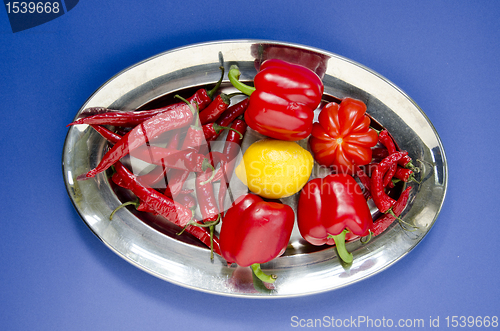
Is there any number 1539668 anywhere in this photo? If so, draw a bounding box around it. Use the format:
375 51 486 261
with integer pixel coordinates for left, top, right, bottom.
5 2 60 14
445 316 498 328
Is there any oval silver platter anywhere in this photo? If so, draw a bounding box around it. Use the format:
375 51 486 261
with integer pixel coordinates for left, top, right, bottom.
62 40 448 298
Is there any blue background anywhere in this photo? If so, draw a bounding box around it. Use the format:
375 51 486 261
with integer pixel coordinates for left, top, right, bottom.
1 1 499 330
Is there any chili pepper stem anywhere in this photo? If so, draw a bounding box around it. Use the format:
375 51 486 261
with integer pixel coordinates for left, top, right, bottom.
201 158 215 171
175 210 196 236
176 95 202 130
212 123 244 139
360 230 373 244
109 198 140 220
387 209 419 231
177 214 221 235
175 94 198 116
208 214 221 260
403 172 421 184
251 263 277 284
416 158 435 172
391 178 401 186
207 66 225 99
200 160 217 185
228 65 256 96
209 225 214 260
329 229 353 264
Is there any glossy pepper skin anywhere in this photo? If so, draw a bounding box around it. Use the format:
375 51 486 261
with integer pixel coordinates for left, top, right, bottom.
309 98 378 174
220 194 294 282
297 173 373 264
229 59 323 141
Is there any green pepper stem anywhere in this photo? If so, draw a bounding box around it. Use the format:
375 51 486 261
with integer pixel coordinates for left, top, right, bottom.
193 101 200 127
330 229 353 264
387 209 419 232
175 95 197 116
177 215 220 236
228 65 256 96
201 158 214 172
175 94 201 127
109 198 140 220
207 66 225 99
200 159 217 185
175 210 195 236
251 263 277 284
360 230 373 244
212 123 244 139
209 224 215 260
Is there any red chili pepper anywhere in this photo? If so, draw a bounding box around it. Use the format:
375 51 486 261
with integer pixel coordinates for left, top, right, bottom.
198 93 230 125
378 129 414 168
136 130 182 188
136 166 167 189
297 173 373 264
217 119 247 212
111 165 189 222
164 131 204 196
355 165 372 200
203 98 249 141
228 59 323 141
175 191 197 210
372 186 412 236
163 95 210 196
370 152 408 213
195 167 220 222
219 194 295 283
195 165 221 259
137 192 196 214
131 145 213 172
112 161 220 255
204 152 228 183
89 125 205 173
69 68 225 127
217 98 249 126
80 100 196 180
309 98 379 174
90 124 122 144
394 166 414 182
109 189 195 215
378 130 398 187
69 89 212 127
371 147 390 160
113 170 195 211
202 122 242 142
400 154 415 169
165 129 182 149
378 130 397 154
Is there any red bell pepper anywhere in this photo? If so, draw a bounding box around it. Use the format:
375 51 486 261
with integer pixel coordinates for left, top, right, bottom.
309 98 378 174
219 194 295 283
297 173 373 264
228 59 324 141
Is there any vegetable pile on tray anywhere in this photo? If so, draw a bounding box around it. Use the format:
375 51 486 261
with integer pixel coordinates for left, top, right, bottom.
69 57 419 285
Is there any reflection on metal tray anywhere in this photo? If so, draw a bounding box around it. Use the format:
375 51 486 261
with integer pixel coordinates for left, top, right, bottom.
62 40 447 298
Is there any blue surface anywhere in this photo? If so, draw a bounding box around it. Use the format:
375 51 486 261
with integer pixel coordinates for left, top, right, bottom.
1 1 499 330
